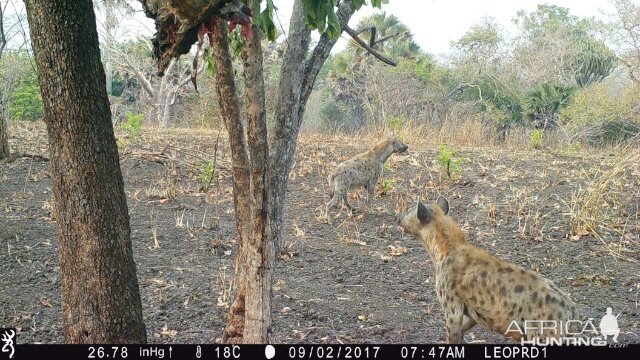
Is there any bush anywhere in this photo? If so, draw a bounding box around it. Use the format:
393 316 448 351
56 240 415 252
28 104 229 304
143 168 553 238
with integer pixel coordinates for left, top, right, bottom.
120 112 144 141
435 144 464 178
560 82 640 144
386 115 406 134
525 83 575 127
9 75 43 121
198 160 219 192
561 82 639 125
530 129 543 149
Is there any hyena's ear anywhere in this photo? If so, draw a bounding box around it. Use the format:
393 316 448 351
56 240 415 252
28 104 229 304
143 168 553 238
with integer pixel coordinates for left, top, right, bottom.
417 200 434 224
437 195 449 215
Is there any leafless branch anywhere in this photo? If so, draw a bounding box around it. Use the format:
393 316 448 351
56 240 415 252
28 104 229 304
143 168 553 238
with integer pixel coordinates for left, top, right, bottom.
374 31 405 46
0 1 6 58
343 25 397 66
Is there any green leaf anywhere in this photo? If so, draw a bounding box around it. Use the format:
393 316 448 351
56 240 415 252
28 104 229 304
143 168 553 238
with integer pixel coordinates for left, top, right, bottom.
203 47 216 76
258 0 278 41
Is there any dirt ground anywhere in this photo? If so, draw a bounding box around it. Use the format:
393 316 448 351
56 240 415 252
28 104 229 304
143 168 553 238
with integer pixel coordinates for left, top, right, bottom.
1 123 639 344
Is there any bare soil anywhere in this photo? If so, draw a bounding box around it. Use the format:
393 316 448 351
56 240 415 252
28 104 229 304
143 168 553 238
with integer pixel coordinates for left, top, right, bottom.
1 123 639 344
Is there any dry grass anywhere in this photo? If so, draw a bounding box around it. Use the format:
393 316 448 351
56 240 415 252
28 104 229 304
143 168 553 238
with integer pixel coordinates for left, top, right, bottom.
565 138 640 260
302 117 581 152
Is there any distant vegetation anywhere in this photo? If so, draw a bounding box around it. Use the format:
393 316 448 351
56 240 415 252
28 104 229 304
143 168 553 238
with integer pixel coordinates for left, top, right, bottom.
2 2 640 148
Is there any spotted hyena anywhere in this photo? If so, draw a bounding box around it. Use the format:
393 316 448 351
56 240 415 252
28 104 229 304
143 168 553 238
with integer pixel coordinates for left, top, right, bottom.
396 196 579 343
326 135 408 215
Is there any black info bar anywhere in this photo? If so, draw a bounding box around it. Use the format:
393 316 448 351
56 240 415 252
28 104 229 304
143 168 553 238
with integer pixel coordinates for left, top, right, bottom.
0 343 637 360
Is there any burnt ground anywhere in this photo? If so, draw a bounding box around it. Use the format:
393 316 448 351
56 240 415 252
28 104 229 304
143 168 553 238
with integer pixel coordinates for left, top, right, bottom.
1 123 639 344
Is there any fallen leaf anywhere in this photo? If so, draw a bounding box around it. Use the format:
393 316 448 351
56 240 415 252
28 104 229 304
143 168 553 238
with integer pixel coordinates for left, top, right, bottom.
387 243 407 257
40 298 52 308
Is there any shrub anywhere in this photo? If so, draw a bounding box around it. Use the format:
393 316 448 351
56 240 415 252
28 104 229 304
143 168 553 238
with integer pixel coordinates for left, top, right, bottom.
560 82 639 126
560 82 640 144
120 112 144 141
9 76 44 121
530 129 543 149
198 160 218 192
386 115 406 135
435 144 463 178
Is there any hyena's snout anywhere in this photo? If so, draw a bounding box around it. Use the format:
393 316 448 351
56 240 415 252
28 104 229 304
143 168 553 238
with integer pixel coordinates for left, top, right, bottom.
395 212 403 225
395 207 413 227
397 143 408 154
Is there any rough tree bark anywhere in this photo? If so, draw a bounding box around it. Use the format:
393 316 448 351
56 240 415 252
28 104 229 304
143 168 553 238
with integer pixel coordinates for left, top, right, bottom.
0 105 7 160
236 0 271 342
212 0 272 341
269 0 356 253
24 0 147 343
104 0 116 95
0 1 8 160
210 17 253 343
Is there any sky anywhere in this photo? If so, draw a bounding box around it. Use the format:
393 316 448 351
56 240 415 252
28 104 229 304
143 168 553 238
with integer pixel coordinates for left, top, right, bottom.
5 0 635 55
268 0 627 56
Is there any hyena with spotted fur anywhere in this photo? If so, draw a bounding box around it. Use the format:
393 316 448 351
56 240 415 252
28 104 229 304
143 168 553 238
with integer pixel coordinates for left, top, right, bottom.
326 135 408 215
396 196 579 343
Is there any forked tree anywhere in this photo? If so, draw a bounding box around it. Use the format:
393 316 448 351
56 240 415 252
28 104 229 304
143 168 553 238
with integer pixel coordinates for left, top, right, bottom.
140 0 394 343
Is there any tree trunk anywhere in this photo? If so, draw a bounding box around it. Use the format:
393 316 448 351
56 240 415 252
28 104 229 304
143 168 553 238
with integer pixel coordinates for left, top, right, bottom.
238 0 272 342
24 0 147 343
104 0 115 95
213 1 272 342
269 0 355 253
211 17 253 343
0 99 7 160
268 0 311 254
0 3 7 160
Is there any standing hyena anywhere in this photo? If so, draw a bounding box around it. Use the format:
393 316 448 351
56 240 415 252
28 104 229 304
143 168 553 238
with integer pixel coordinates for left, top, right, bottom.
326 135 408 215
396 196 579 343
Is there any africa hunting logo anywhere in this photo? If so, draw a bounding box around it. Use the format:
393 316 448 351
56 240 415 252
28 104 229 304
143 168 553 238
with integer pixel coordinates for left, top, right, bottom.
505 307 625 346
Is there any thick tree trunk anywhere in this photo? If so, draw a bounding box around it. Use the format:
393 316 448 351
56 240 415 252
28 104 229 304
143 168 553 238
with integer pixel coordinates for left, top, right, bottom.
25 0 147 343
238 0 272 342
269 0 355 253
211 17 253 343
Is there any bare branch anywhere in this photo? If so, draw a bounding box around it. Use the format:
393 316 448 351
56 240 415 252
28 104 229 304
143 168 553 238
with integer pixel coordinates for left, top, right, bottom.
373 31 405 46
343 25 397 66
110 46 155 96
0 1 6 58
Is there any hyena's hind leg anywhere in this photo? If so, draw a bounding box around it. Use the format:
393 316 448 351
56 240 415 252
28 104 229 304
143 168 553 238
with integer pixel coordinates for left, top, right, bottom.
325 192 341 217
326 180 346 216
365 179 376 210
444 298 468 344
342 192 355 216
460 306 477 343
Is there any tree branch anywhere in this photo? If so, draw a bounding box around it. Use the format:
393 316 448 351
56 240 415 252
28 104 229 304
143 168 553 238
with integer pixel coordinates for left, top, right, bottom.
0 1 6 58
343 25 397 66
110 46 156 97
374 31 405 46
300 0 356 104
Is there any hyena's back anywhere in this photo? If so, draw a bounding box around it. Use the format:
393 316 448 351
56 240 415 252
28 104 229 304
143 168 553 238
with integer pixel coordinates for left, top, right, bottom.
441 245 579 340
329 155 377 190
